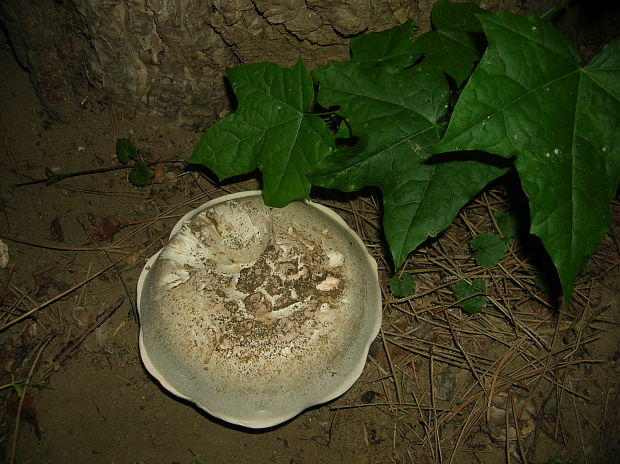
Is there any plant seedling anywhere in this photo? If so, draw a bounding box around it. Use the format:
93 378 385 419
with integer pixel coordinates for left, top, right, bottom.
116 138 153 187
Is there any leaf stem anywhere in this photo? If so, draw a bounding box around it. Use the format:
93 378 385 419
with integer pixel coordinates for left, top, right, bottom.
13 160 185 187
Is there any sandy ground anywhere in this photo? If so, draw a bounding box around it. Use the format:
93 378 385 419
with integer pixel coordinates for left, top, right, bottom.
1 20 619 464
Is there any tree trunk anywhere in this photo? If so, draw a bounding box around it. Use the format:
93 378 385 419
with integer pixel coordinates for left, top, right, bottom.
0 0 537 130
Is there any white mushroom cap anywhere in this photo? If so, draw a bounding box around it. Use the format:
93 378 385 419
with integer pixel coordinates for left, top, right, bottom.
137 191 382 428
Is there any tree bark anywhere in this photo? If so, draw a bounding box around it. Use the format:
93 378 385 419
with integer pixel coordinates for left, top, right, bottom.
0 0 538 129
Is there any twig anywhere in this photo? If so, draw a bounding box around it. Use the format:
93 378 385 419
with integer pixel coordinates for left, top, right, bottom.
0 254 132 331
9 336 54 464
443 311 488 399
487 295 549 351
380 327 402 404
540 0 573 21
510 393 527 463
570 384 589 464
76 218 137 319
598 387 612 456
0 233 138 252
505 399 511 464
429 347 442 463
0 114 24 183
330 402 455 411
43 297 125 377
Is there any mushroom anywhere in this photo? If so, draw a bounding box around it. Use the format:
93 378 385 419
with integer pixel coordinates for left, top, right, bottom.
137 191 382 428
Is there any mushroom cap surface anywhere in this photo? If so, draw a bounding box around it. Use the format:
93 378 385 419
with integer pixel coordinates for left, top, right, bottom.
137 191 382 428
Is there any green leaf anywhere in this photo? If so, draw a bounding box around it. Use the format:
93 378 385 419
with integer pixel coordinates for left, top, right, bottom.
311 62 507 269
129 160 153 187
116 138 137 164
334 120 352 139
188 59 334 207
433 13 620 300
389 272 415 297
470 233 508 268
431 0 486 32
411 0 487 85
350 20 416 69
453 278 486 314
493 210 518 240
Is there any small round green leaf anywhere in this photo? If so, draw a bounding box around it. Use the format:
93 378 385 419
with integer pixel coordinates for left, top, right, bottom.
129 160 153 187
470 233 508 268
389 272 415 297
453 278 486 314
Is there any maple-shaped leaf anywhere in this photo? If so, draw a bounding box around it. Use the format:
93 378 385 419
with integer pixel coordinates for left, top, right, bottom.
188 59 334 207
433 13 620 300
411 0 488 86
310 62 507 269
